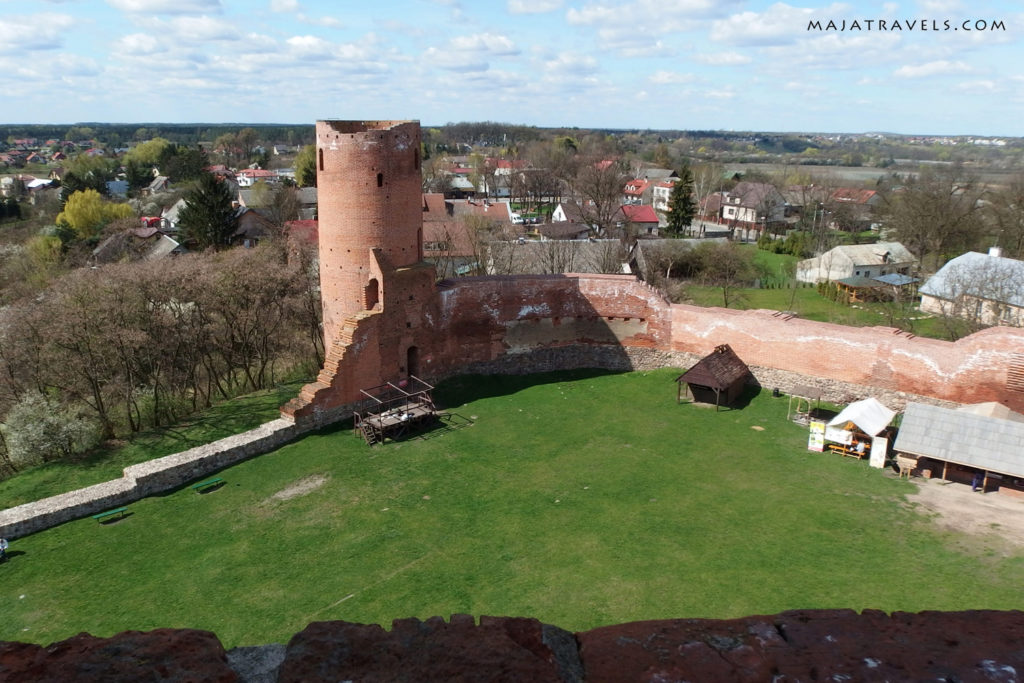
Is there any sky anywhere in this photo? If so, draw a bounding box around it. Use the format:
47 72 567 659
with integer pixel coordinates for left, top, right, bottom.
1 0 1021 135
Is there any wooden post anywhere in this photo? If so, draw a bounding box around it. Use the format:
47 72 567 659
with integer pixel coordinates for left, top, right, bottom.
942 461 949 481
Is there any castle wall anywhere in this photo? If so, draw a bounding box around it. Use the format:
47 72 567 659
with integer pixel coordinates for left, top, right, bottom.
669 304 1023 410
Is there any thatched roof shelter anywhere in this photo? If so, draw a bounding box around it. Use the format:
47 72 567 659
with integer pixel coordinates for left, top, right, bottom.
675 344 753 410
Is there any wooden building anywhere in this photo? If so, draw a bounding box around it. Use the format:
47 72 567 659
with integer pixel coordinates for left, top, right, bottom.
676 344 753 410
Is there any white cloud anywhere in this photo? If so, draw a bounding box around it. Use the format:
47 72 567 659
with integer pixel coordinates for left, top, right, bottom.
544 52 598 76
113 33 166 56
759 33 902 73
649 70 696 84
449 33 520 56
711 2 830 46
106 0 222 14
954 79 998 93
127 15 238 44
507 0 562 13
916 0 963 11
422 46 489 72
565 0 743 56
269 0 298 11
893 60 972 78
0 13 76 53
694 51 751 66
297 13 343 28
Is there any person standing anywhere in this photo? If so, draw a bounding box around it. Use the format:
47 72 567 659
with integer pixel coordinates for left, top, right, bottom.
972 471 984 493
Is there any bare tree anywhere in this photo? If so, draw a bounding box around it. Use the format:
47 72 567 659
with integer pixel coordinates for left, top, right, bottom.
567 157 630 237
883 163 986 270
987 173 1024 258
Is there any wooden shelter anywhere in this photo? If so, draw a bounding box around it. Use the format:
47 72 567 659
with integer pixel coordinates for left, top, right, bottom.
675 344 753 410
786 384 823 424
353 376 438 445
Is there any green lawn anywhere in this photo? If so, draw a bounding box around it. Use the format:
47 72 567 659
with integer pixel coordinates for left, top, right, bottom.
685 284 954 338
3 369 1022 648
0 380 309 509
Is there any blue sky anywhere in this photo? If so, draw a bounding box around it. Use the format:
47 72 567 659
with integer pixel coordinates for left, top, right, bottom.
1 0 1021 135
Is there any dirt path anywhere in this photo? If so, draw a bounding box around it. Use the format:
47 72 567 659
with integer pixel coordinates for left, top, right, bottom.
906 477 1024 550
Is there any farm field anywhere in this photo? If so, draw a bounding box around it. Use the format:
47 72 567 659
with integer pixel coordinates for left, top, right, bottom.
2 369 1022 649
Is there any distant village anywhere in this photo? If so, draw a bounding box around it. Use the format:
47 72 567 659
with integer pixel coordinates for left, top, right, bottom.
1 124 1022 336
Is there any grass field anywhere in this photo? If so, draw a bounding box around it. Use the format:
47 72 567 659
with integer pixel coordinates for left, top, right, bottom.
3 369 1023 649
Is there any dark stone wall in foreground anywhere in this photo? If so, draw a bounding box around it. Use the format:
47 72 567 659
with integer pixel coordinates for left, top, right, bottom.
3 609 1022 682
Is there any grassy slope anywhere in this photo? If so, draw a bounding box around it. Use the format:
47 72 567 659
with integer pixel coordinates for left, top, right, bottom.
3 369 1022 648
0 380 308 509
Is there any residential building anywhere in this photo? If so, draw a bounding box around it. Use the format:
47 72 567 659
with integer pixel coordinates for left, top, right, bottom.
719 182 786 229
796 242 916 284
919 248 1024 327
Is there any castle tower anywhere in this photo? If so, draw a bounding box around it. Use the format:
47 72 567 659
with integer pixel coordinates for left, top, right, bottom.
283 120 436 426
316 120 424 344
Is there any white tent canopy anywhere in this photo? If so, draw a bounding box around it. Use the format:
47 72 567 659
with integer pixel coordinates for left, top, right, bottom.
827 397 896 436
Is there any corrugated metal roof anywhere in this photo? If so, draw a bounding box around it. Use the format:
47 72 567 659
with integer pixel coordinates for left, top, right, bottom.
873 273 918 286
919 251 1024 308
894 402 1024 477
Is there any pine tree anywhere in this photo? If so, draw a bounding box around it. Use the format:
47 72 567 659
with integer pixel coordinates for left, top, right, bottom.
178 172 237 250
665 165 697 238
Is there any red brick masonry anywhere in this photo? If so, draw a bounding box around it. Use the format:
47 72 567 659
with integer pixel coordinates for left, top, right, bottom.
3 610 1022 682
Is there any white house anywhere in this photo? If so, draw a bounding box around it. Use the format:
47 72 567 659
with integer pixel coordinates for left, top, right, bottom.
719 181 786 228
919 248 1024 327
796 242 916 284
651 180 676 216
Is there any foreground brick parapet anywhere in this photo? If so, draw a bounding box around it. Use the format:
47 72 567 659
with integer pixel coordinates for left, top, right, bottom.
3 610 1023 682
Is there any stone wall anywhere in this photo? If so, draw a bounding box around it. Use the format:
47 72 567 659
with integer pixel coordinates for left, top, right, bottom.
4 610 1023 681
0 419 300 540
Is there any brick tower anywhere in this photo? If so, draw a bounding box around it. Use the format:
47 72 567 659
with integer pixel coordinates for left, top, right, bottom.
282 120 437 426
315 120 424 342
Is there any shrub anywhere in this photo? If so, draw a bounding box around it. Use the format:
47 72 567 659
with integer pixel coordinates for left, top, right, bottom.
1 393 100 467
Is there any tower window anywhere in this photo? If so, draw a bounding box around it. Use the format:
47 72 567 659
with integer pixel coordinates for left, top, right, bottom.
318 149 324 171
377 172 383 188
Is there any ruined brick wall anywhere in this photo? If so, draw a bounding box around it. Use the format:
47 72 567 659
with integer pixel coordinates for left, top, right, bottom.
670 304 1024 411
285 118 1024 428
5 610 1024 681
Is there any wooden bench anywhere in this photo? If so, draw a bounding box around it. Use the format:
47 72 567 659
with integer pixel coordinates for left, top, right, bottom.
192 478 224 493
92 507 128 523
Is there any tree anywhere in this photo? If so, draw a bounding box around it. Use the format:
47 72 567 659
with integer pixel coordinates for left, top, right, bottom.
883 163 985 270
124 137 171 166
158 144 207 183
568 157 629 238
696 241 756 308
295 144 317 187
56 189 135 241
986 173 1024 259
664 166 696 237
236 127 260 164
178 172 237 250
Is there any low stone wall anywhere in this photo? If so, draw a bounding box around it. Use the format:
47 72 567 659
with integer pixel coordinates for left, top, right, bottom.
0 346 960 541
0 418 301 540
3 610 1023 681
